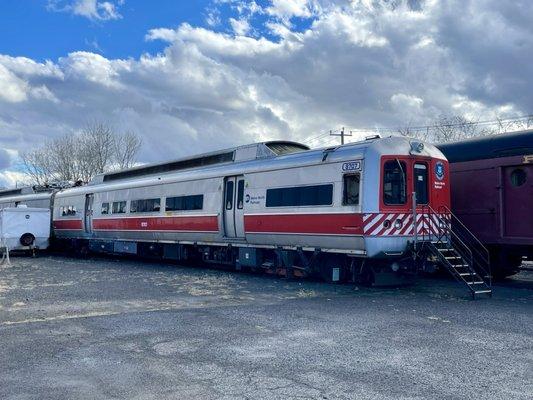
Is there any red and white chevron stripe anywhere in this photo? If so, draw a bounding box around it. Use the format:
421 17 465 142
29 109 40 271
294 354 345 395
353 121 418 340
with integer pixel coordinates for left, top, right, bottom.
363 212 449 236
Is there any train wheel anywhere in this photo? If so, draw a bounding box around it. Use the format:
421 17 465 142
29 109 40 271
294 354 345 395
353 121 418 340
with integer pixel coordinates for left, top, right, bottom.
357 263 375 286
75 242 89 258
490 248 522 279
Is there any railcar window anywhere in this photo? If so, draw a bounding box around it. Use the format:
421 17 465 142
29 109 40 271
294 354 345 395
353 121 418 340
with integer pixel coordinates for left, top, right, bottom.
112 201 126 214
266 184 333 207
510 168 526 187
166 195 204 211
225 181 234 210
343 174 360 205
67 205 77 215
130 198 161 213
413 163 429 204
383 160 407 205
237 180 245 209
101 202 109 215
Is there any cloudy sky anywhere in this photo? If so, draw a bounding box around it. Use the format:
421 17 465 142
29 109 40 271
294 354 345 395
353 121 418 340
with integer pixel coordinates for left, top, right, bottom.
0 0 532 187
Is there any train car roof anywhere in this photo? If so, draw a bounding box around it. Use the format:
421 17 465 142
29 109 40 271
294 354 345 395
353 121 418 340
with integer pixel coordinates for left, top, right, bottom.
436 129 533 163
91 140 310 185
0 191 53 203
54 135 445 198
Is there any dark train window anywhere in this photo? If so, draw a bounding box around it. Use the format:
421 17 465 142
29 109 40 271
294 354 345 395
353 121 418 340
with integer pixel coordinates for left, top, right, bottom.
510 169 526 187
101 202 109 215
63 205 77 216
266 184 333 207
343 174 360 205
112 201 126 214
130 198 161 213
237 180 245 209
413 163 429 204
383 160 406 205
166 195 204 211
225 181 234 210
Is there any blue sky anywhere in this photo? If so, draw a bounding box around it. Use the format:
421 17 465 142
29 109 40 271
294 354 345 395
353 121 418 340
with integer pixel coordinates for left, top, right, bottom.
0 1 315 61
0 1 220 60
0 1 532 187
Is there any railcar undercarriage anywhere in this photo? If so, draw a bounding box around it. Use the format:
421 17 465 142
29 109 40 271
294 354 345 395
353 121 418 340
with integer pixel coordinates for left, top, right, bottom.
55 238 417 286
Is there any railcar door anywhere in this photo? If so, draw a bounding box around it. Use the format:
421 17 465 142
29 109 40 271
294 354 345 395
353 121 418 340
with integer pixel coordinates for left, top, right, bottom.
223 175 245 238
84 193 94 234
503 165 532 238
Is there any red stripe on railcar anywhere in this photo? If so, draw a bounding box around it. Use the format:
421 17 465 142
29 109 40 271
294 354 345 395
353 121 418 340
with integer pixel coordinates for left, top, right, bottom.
92 215 219 232
244 213 364 235
53 219 83 230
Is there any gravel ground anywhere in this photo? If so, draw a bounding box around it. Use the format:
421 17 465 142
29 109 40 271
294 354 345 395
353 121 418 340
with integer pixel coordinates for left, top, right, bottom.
1 255 532 400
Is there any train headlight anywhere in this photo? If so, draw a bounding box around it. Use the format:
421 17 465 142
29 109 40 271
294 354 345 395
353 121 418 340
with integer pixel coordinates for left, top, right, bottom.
394 219 403 229
383 219 391 228
391 262 400 272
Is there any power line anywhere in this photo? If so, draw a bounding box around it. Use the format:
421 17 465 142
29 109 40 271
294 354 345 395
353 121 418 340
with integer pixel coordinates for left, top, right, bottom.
304 114 533 148
345 114 533 133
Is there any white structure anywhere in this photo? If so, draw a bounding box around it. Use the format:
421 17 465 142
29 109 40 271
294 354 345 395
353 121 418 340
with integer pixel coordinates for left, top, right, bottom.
0 207 51 253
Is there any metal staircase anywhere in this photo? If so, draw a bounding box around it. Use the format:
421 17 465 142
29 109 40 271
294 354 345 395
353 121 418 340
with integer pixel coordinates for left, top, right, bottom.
419 205 492 299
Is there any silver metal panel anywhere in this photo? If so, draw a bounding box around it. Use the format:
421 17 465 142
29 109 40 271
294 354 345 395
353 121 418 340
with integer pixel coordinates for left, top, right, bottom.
245 233 365 252
48 136 446 257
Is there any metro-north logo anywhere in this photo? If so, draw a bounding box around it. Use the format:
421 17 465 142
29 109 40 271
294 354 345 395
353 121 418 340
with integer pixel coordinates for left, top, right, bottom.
435 162 445 180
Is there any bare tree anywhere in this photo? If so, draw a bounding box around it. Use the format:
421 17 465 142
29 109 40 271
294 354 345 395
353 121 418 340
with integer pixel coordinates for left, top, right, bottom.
397 121 431 141
112 130 142 170
397 114 498 143
21 147 56 186
20 121 142 185
496 115 533 133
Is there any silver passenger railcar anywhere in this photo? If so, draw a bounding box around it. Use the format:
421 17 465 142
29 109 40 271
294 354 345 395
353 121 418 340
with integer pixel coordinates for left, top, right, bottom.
51 136 451 283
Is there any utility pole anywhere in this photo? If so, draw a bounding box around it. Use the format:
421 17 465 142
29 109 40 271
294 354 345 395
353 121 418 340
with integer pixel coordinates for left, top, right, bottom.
330 127 352 145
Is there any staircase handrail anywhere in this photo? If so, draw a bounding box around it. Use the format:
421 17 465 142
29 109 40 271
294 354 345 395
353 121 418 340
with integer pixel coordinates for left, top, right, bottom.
437 205 490 261
448 224 490 268
437 205 491 287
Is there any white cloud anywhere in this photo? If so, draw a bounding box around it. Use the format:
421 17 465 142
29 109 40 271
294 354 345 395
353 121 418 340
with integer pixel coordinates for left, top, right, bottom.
229 18 250 36
0 170 28 189
267 0 315 20
59 51 129 88
0 64 28 103
47 0 123 21
1 0 533 183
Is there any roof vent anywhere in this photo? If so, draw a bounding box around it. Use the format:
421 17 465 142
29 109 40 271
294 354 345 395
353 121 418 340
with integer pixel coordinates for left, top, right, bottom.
365 134 381 140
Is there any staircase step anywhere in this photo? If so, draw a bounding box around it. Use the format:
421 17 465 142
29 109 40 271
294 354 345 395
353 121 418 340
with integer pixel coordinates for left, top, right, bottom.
444 256 461 260
474 290 492 294
467 281 485 285
459 273 475 276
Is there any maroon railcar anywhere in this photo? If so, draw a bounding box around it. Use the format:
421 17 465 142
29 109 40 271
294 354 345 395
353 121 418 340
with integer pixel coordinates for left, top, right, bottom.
438 130 533 277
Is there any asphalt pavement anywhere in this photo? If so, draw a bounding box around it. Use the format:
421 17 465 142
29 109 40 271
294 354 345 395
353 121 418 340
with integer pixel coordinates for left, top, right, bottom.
1 255 532 399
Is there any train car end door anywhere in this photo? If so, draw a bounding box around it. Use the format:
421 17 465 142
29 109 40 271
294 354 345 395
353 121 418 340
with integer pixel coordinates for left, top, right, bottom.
223 176 245 239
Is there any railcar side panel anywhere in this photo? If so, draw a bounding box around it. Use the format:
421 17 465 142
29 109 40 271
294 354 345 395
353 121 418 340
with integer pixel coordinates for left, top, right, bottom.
53 195 85 235
243 160 365 252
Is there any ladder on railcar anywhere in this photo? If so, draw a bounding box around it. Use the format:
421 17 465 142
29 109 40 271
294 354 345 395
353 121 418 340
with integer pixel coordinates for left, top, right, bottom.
416 204 492 299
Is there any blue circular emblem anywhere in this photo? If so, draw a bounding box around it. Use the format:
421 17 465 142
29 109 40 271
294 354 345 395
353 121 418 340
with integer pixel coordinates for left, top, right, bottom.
435 162 445 181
